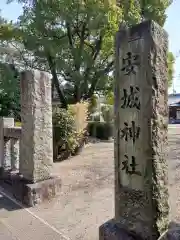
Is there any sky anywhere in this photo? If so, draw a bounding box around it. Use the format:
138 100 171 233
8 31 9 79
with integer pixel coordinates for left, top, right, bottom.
1 0 180 93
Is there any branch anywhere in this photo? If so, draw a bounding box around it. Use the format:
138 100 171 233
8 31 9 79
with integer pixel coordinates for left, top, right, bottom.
85 60 114 100
66 22 74 47
46 52 68 109
8 42 43 71
92 35 103 61
82 34 104 95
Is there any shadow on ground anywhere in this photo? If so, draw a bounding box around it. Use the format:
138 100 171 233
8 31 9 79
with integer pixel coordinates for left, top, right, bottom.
0 193 21 211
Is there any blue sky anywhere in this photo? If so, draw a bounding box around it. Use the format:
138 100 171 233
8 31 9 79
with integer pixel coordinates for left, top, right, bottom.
1 0 180 93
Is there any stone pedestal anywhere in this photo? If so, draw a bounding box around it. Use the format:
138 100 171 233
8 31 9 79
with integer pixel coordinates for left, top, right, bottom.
10 174 61 207
20 70 53 183
100 20 169 239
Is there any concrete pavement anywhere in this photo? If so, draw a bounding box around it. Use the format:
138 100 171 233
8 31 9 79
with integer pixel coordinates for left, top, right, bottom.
0 190 69 240
0 142 114 240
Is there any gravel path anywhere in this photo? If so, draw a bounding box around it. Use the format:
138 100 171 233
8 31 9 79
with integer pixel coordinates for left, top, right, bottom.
0 126 180 239
168 125 180 225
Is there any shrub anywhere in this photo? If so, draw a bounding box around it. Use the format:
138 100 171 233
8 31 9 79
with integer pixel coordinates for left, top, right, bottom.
69 102 89 135
15 122 21 127
52 107 78 161
88 121 113 140
52 102 89 161
68 102 89 155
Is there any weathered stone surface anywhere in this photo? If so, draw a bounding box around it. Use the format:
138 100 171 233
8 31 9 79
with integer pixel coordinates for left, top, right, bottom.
4 127 21 139
3 137 12 171
99 20 169 239
0 118 14 171
11 138 20 170
20 70 53 183
3 174 61 207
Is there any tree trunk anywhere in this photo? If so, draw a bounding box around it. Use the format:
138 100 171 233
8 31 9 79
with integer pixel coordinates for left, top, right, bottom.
47 53 68 109
74 84 81 103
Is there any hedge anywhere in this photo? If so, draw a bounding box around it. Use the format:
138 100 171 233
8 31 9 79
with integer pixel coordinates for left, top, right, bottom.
88 121 113 140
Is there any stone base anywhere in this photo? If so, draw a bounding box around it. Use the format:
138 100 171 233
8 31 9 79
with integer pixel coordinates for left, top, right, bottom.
159 228 180 240
0 172 61 207
0 167 18 180
99 219 144 240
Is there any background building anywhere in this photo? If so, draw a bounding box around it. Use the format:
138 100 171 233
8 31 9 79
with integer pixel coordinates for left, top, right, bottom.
169 93 180 123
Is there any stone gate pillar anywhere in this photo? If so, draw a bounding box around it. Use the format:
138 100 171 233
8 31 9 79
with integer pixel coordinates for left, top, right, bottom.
19 70 53 183
12 70 61 207
99 20 169 239
0 118 14 171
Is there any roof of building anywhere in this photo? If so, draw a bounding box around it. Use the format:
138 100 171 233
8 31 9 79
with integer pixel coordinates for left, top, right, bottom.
169 102 180 107
168 93 180 105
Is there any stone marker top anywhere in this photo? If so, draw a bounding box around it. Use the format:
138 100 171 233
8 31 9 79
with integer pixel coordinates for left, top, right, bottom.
116 20 168 48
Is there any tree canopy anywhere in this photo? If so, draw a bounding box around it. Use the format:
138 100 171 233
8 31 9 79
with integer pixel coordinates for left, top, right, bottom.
0 0 173 110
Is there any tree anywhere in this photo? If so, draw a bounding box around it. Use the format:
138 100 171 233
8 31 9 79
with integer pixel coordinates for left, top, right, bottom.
0 62 20 119
139 0 173 26
0 12 21 119
3 0 172 108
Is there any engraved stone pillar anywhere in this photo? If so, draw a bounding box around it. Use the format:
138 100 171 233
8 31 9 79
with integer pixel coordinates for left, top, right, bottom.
19 70 53 183
0 118 14 171
99 20 169 239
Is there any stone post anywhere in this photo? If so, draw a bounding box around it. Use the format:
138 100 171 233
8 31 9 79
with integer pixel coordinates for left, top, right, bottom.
0 118 14 171
19 70 53 183
99 20 169 239
11 138 20 170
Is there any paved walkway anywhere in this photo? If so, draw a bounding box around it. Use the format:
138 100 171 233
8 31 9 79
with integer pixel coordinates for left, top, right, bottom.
0 126 180 239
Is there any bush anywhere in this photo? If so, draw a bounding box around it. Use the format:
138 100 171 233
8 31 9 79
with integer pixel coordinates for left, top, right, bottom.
69 102 89 134
52 102 89 161
68 102 89 155
88 121 113 140
53 107 78 161
15 122 21 127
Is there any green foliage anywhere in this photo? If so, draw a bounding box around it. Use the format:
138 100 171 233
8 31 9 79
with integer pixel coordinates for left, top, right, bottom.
167 51 175 88
53 105 89 160
2 0 172 108
88 121 113 140
139 0 172 26
105 91 114 105
0 63 20 120
8 0 121 107
88 94 98 114
52 107 78 154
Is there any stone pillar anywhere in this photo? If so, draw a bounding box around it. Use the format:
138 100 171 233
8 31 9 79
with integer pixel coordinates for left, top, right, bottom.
100 20 169 239
0 118 14 171
11 138 20 170
19 70 53 183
